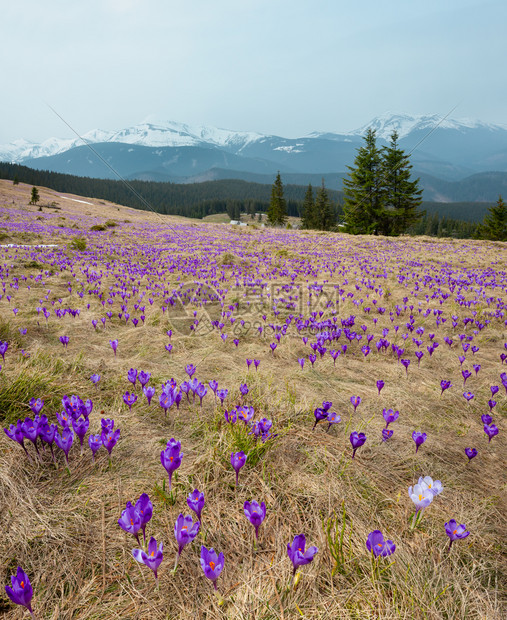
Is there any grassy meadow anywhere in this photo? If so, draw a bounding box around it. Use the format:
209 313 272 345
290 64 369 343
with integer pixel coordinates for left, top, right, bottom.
0 180 505 619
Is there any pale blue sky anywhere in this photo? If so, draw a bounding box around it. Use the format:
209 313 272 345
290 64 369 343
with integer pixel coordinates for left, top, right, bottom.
1 0 505 143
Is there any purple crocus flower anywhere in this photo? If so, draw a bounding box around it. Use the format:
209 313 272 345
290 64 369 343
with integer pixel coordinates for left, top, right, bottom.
39 422 57 460
440 380 452 396
0 340 8 361
312 407 327 430
244 500 266 540
465 447 477 462
143 385 155 405
462 369 471 386
488 399 496 411
160 438 183 490
90 373 101 385
55 427 74 464
382 428 393 442
237 406 255 424
159 389 175 415
349 431 366 458
138 371 151 388
400 359 410 374
21 417 41 456
185 364 196 378
174 514 200 568
330 350 340 365
490 385 499 396
382 409 399 428
376 380 385 395
132 536 163 581
56 411 71 428
187 489 205 521
481 414 493 425
123 391 137 410
88 434 102 462
287 534 318 577
484 424 499 442
109 339 118 356
208 379 218 396
326 411 341 432
231 451 247 486
101 428 120 457
239 383 249 397
59 335 69 348
298 358 305 369
217 388 228 406
412 431 427 453
200 546 224 590
5 566 35 617
101 418 114 433
224 409 238 424
366 530 396 557
444 519 470 551
253 359 260 370
118 501 142 545
463 391 474 402
127 368 138 386
4 421 30 459
135 493 153 544
71 416 89 455
350 396 361 412
246 358 252 369
29 398 44 416
194 383 206 406
308 353 317 367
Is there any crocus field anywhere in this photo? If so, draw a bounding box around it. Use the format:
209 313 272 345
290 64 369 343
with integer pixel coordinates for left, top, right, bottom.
0 180 505 619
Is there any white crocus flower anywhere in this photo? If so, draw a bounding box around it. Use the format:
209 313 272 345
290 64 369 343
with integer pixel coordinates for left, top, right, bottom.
408 484 433 511
418 476 443 496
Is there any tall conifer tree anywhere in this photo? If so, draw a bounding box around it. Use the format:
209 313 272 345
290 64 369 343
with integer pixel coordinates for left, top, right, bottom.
381 131 422 235
267 172 287 226
342 129 383 234
315 179 334 230
477 195 507 241
301 183 315 229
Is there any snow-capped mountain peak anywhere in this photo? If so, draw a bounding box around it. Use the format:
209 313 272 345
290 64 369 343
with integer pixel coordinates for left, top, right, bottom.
349 112 507 140
0 119 267 162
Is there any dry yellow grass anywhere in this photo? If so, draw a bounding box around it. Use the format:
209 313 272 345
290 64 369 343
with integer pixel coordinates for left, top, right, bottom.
0 179 505 619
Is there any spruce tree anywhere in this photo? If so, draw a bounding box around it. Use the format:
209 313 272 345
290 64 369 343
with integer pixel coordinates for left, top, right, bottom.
381 131 423 235
477 196 507 241
29 186 40 205
13 175 19 185
267 172 287 226
343 129 383 234
301 184 315 229
315 179 334 230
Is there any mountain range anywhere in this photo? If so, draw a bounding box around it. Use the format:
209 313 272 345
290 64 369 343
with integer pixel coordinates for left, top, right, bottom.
2 113 507 202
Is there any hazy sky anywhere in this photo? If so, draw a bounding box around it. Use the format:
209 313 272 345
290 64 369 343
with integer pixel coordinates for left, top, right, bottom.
1 0 505 143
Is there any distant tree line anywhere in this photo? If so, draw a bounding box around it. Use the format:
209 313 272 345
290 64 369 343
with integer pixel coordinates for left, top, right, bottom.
407 213 479 239
0 162 341 220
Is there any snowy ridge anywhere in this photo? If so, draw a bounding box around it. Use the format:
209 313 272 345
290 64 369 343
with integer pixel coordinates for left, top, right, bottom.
2 114 507 163
0 119 266 163
349 113 507 140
